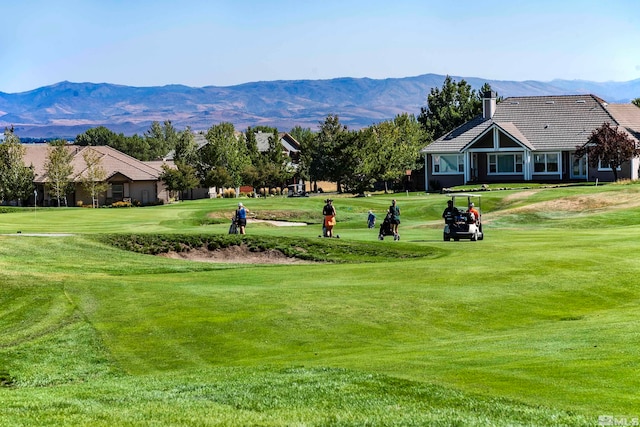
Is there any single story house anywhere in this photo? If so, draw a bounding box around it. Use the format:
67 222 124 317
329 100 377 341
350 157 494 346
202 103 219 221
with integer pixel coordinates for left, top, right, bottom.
421 92 640 190
24 144 171 206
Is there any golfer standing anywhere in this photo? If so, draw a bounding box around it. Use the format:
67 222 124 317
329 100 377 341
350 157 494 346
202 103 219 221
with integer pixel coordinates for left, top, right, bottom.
322 199 336 237
388 199 400 240
235 202 250 235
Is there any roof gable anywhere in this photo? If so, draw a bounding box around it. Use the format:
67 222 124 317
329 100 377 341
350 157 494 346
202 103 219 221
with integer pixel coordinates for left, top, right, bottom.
606 104 640 142
23 144 165 183
255 131 300 153
423 94 621 154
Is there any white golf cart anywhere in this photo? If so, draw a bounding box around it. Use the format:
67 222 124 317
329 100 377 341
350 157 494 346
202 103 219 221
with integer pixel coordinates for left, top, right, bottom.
443 193 484 242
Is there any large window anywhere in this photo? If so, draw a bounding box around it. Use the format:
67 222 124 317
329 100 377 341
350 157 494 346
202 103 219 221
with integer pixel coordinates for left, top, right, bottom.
433 154 463 174
488 153 523 174
533 153 559 173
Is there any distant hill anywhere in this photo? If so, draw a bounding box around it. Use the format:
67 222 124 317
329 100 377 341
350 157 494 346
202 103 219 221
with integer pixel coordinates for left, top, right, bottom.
1 74 639 138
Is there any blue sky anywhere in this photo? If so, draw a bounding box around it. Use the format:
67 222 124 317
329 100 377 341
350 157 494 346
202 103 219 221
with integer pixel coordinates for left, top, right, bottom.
1 0 639 93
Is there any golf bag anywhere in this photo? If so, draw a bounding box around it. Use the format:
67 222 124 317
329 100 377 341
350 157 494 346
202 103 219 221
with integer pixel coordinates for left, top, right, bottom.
378 212 395 240
229 217 239 234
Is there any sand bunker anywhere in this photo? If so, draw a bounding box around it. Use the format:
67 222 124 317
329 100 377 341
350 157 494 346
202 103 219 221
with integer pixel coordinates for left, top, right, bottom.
160 244 312 264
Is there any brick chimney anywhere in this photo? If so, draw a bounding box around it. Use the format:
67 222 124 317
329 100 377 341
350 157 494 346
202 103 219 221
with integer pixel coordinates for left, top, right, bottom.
482 90 497 119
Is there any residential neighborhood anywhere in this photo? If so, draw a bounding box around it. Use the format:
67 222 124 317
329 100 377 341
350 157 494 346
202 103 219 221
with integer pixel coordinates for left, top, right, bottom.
12 129 307 207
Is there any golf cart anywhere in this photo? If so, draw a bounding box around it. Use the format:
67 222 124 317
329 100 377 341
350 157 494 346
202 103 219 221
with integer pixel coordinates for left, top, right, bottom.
443 193 484 241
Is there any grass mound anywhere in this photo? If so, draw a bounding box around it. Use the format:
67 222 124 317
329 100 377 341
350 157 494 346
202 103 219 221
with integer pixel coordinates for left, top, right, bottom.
0 367 590 426
98 233 445 263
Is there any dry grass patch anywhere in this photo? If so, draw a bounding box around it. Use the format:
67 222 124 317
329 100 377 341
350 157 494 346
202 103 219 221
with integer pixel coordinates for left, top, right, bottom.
493 192 640 220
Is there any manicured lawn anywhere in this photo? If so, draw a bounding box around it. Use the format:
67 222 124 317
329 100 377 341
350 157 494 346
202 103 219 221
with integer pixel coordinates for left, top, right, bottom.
1 185 640 425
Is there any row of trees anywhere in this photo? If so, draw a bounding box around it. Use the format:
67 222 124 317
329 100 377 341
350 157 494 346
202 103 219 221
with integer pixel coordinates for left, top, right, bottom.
8 76 635 205
71 77 495 197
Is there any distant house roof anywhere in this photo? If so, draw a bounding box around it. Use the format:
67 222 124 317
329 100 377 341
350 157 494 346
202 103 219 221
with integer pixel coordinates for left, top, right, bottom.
254 131 301 153
422 94 640 154
23 144 167 183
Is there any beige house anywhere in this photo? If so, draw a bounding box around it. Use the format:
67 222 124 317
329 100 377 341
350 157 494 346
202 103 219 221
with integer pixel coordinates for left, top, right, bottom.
24 144 171 206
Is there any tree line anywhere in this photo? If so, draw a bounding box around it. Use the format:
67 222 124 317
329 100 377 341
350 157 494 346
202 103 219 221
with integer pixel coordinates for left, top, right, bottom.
0 78 503 204
69 77 499 198
7 77 633 205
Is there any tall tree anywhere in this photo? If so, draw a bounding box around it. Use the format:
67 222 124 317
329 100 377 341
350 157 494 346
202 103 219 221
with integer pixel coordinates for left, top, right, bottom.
76 127 156 160
111 133 151 160
173 128 199 166
313 114 349 192
0 127 35 205
243 127 261 164
575 122 639 181
339 128 375 195
263 128 294 190
44 140 74 206
144 120 178 160
418 76 483 141
75 126 118 146
367 113 425 192
200 122 250 190
80 148 108 208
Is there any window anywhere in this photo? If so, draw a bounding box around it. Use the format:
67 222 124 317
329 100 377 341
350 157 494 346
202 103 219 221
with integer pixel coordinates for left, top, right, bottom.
533 153 559 173
488 153 523 174
111 183 124 200
598 159 621 171
433 154 463 174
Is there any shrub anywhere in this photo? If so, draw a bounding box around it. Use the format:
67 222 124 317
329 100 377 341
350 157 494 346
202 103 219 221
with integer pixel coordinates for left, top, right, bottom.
111 201 133 208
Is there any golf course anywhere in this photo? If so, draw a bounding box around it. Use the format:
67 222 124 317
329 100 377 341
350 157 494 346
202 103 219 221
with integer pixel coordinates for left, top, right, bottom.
1 183 639 426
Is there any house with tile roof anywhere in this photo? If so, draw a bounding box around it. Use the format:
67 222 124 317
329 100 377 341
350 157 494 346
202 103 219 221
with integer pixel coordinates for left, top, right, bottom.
24 144 171 206
421 92 640 190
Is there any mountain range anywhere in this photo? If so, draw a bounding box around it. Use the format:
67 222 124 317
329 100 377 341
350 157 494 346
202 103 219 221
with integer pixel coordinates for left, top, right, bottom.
1 74 639 139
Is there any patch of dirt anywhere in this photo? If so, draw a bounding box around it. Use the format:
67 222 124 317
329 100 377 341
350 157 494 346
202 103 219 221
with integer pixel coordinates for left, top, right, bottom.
159 244 313 264
502 190 540 202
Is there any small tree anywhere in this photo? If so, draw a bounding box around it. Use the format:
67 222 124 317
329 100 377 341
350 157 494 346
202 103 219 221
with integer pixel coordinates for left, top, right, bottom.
575 122 639 182
160 161 199 201
200 122 250 192
44 140 74 206
80 148 108 208
0 127 35 205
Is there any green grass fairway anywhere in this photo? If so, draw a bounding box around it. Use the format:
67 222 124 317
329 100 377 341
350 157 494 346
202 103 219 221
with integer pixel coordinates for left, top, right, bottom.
1 185 640 425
